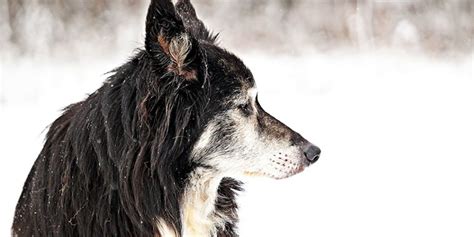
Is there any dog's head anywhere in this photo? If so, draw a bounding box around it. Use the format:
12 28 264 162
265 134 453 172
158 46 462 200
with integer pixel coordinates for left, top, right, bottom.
145 0 320 180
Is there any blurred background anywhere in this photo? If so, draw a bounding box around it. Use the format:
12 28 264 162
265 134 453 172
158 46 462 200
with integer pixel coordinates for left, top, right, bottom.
1 0 473 56
1 1 473 236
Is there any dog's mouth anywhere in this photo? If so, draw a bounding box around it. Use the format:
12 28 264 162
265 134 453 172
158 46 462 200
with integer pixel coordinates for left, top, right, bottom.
244 156 309 180
246 166 305 180
244 144 320 180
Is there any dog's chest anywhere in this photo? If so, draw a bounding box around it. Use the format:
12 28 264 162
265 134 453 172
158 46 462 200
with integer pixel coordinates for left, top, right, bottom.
181 183 230 236
180 175 240 237
182 205 231 237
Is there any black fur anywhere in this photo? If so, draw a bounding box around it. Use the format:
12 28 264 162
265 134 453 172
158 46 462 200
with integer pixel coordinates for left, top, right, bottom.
13 0 251 236
176 0 219 43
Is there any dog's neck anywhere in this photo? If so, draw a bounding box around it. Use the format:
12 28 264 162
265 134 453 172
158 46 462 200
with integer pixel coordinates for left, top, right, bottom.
155 168 241 237
181 168 228 237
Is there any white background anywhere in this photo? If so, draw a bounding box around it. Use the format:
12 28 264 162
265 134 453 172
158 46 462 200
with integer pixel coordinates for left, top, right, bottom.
1 51 473 237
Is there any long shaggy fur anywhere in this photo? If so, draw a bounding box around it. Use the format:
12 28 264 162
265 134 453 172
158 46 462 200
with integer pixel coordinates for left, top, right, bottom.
11 0 251 235
14 50 200 236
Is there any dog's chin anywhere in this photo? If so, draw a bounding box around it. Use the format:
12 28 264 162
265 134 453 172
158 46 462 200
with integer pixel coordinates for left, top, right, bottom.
271 166 306 180
244 165 306 180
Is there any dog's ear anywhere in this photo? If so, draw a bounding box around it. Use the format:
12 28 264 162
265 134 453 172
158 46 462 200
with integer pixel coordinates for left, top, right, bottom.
145 0 200 80
175 0 218 43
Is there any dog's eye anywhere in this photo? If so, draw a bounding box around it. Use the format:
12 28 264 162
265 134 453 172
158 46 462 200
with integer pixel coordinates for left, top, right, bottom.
238 102 252 116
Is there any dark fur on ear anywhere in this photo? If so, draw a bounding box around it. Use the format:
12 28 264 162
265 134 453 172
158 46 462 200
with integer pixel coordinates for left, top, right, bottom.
145 0 201 80
175 0 219 43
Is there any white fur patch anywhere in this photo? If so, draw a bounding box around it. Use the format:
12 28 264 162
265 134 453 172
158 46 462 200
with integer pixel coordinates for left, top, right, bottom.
181 168 226 237
156 218 178 237
192 123 215 155
248 88 257 99
248 88 258 114
169 33 192 71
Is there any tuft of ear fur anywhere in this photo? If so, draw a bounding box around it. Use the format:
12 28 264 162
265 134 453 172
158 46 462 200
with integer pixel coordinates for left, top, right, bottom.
175 0 219 43
145 0 199 80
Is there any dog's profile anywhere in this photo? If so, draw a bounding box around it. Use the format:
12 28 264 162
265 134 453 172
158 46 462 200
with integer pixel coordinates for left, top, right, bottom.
12 0 321 236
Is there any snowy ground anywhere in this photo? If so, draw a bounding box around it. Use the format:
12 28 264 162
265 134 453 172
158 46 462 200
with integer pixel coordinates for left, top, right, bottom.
1 51 473 236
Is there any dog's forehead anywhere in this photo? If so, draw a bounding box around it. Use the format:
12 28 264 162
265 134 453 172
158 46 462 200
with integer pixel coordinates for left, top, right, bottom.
202 43 255 87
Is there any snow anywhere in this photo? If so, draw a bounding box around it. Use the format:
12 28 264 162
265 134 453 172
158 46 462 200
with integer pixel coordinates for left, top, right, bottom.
1 50 473 236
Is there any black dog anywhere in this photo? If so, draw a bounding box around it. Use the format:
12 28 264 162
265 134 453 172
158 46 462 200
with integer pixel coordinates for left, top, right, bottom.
12 0 320 236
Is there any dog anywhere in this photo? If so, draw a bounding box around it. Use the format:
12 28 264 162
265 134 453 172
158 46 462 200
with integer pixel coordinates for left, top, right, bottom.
12 0 321 236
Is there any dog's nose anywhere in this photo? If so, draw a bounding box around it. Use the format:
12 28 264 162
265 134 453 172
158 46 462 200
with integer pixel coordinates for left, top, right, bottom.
303 144 321 164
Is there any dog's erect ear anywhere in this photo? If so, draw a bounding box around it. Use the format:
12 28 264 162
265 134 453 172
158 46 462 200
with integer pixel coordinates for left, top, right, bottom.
175 0 218 43
145 0 200 80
